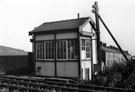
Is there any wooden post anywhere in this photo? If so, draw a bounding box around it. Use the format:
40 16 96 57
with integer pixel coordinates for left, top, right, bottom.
95 2 101 65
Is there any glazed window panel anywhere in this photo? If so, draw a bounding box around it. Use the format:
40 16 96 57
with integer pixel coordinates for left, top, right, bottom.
68 40 78 59
86 40 91 58
44 41 55 59
36 40 78 60
36 42 44 59
56 40 78 59
81 39 92 59
57 40 66 59
81 39 85 50
36 41 55 60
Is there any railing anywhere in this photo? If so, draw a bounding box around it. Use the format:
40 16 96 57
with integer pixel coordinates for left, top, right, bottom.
0 75 135 92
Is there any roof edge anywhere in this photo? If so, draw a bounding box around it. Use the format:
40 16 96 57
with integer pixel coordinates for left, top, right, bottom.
29 17 90 35
79 17 94 33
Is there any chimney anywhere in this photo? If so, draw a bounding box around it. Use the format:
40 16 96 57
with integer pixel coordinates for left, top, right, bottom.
109 45 113 49
77 13 80 19
100 41 103 46
103 43 106 47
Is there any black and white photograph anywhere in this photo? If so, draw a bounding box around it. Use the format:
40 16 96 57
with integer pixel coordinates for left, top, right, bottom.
0 0 135 91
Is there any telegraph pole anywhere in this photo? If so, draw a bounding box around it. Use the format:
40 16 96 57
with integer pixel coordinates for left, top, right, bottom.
92 2 129 62
92 1 101 64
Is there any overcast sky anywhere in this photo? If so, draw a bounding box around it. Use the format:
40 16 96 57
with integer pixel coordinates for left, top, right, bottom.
1 0 135 55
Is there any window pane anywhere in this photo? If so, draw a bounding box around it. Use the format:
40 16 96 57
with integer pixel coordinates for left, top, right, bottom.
57 40 66 59
44 41 55 59
86 47 91 52
81 39 92 59
86 53 91 58
57 40 78 60
68 40 73 59
86 46 91 58
81 39 85 50
36 43 39 59
86 40 91 46
68 40 78 59
36 42 44 59
82 39 85 46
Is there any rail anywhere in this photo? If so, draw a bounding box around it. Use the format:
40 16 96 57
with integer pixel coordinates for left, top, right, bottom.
0 75 135 92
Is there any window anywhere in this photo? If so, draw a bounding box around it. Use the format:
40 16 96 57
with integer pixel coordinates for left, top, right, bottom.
81 39 85 50
68 40 78 59
36 41 55 60
81 39 91 59
56 40 78 59
57 40 66 59
86 40 91 58
36 42 44 59
44 41 55 59
36 40 78 60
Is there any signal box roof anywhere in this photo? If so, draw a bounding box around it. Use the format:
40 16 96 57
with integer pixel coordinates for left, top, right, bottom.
29 17 93 35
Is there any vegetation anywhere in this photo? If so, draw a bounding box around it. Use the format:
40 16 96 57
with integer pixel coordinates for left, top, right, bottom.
94 60 135 89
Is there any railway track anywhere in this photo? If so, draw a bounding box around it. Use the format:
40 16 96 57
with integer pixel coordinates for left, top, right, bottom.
0 75 134 92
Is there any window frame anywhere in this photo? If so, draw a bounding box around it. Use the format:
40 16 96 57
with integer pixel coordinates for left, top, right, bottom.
81 39 92 60
56 40 67 60
35 39 78 60
36 41 55 60
36 41 44 60
44 41 55 60
56 39 78 60
85 39 91 59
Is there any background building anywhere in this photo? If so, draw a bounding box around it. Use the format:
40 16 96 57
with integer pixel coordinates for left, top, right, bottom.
100 42 131 68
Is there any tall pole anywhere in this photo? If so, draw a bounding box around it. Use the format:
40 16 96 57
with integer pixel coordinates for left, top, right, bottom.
93 2 101 64
92 1 129 62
